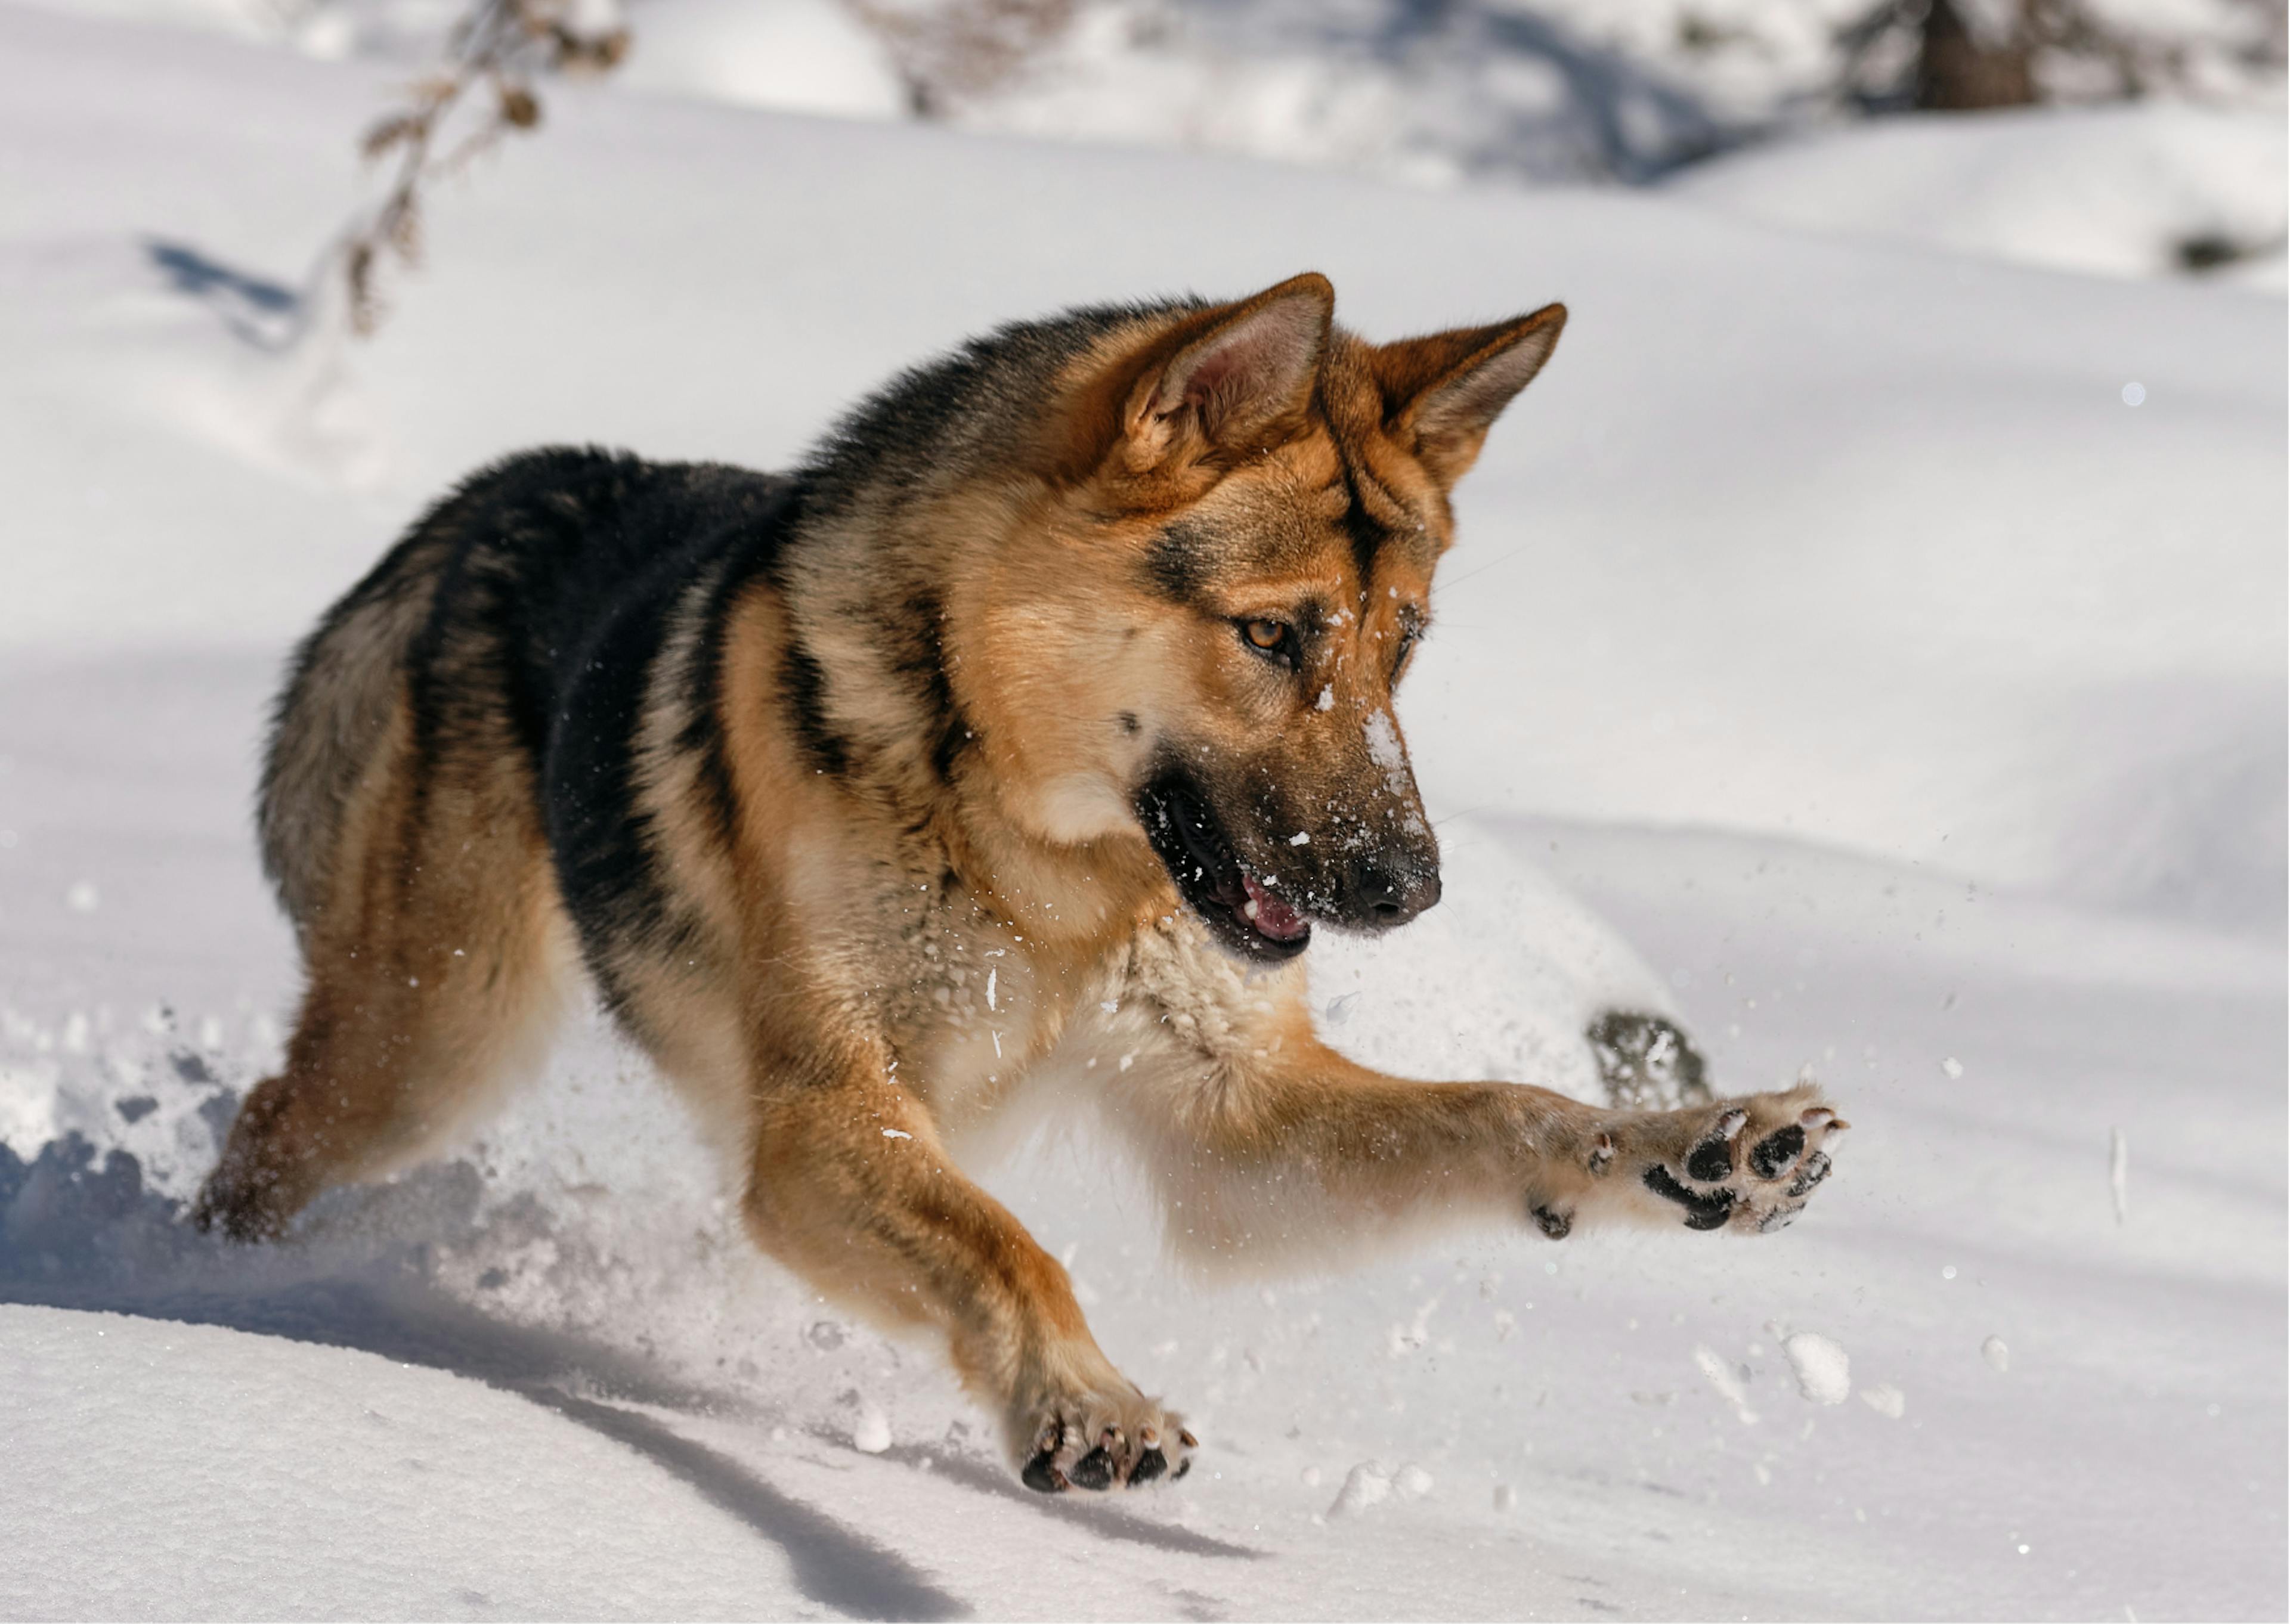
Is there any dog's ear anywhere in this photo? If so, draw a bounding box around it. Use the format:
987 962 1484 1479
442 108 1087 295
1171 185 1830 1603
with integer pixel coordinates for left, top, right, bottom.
1118 273 1333 471
1374 303 1565 487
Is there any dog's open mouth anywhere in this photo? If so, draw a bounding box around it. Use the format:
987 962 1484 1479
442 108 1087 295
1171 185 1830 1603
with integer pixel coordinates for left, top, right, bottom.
1137 773 1312 963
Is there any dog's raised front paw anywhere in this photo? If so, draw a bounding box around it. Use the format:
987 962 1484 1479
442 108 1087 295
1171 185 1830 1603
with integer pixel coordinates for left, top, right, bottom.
1621 1086 1846 1234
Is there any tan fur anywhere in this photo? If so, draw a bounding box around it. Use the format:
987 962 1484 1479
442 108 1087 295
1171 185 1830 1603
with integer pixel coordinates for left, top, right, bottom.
197 275 1844 1491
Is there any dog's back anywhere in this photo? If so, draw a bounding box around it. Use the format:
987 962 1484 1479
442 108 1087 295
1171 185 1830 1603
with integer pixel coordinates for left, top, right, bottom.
260 450 791 941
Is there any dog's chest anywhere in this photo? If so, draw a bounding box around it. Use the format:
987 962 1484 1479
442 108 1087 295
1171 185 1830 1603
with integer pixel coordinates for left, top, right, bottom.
869 888 1296 1132
864 892 1060 1127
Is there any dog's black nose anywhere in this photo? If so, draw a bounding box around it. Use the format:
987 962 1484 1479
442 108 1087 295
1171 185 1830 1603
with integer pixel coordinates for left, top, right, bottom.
1351 862 1441 930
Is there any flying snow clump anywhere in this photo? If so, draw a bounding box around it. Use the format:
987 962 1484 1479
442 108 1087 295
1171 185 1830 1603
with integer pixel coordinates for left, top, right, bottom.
1784 1331 1851 1405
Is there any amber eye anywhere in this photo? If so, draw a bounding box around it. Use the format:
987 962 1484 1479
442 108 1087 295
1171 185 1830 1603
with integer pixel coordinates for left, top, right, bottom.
1243 619 1287 651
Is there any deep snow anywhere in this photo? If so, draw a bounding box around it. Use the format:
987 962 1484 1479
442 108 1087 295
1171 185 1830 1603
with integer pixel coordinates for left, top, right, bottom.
1668 101 2289 288
0 5 2282 1619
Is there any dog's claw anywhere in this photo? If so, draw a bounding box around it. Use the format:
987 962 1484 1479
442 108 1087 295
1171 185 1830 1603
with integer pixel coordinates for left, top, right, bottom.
1587 1132 1616 1174
1017 1408 1187 1493
1531 1204 1573 1239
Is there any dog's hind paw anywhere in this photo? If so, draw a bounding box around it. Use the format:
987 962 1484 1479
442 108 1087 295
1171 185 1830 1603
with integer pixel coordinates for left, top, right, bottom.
1607 1085 1847 1235
1586 1011 1711 1109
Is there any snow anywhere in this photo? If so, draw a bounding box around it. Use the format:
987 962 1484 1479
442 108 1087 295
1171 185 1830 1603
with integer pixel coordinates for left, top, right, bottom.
848 1400 893 1456
612 0 905 121
1328 1461 1394 1517
1670 102 2290 288
0 1305 825 1619
1859 1383 1907 1421
0 3 2282 1619
1363 708 1406 776
1695 1341 1759 1424
1783 1331 1853 1406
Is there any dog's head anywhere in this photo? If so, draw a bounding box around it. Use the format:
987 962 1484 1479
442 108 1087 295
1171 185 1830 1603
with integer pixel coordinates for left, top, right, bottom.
965 274 1564 962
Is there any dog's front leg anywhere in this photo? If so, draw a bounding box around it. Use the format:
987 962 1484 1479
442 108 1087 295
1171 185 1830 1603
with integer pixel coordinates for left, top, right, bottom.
1108 1030 1844 1266
741 1053 1192 1491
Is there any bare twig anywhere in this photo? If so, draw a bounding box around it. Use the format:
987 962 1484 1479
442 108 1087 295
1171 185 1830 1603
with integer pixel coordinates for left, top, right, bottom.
342 0 628 335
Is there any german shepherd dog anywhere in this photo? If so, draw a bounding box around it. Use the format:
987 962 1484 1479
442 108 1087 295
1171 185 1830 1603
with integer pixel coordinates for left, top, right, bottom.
195 274 1844 1492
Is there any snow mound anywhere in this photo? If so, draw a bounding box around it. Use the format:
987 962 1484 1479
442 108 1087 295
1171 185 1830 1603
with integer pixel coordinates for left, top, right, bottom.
1328 1461 1392 1517
613 0 905 119
1311 819 1673 1104
1672 102 2288 286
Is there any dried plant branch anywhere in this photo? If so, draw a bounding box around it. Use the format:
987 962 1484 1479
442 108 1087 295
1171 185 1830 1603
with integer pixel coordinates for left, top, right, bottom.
341 0 628 336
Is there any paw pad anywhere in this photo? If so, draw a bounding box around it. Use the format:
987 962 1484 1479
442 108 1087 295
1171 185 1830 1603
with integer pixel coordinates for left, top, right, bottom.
1642 1163 1734 1230
1747 1124 1804 1179
1640 1093 1846 1234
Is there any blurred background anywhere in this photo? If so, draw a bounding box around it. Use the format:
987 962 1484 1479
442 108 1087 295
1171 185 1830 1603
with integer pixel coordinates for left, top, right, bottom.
28 0 2289 284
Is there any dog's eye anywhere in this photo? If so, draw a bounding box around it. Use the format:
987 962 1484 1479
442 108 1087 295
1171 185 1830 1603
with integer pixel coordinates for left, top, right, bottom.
1239 619 1295 666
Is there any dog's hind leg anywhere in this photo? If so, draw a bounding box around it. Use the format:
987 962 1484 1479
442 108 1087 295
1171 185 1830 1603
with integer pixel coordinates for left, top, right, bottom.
1586 1010 1712 1109
194 709 571 1242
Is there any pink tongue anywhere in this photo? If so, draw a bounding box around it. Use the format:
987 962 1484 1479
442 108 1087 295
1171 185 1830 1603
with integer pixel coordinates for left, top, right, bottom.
1241 873 1308 941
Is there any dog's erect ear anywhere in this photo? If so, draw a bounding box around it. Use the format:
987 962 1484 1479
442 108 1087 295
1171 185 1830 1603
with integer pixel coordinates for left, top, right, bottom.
1373 303 1566 486
1120 273 1334 470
